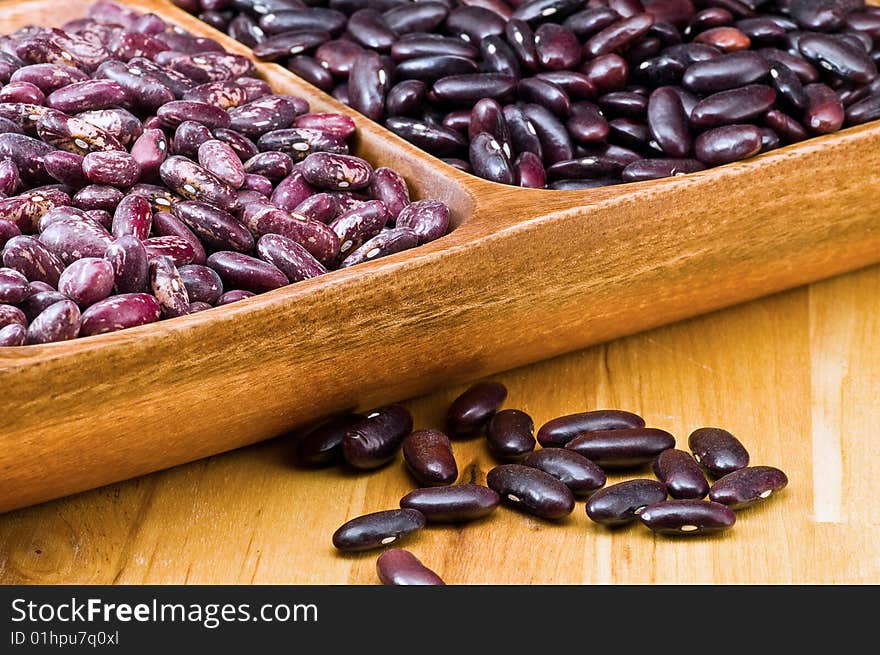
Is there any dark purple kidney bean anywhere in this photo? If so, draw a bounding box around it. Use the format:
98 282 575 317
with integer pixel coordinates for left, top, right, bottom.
693 26 752 52
332 508 425 552
446 6 506 43
143 236 199 267
432 74 517 104
735 17 787 47
177 264 224 306
803 83 845 134
256 233 327 282
206 251 287 294
81 151 140 188
505 19 539 72
295 413 364 468
346 8 396 50
57 258 114 308
565 427 676 469
244 152 295 181
384 117 467 157
682 51 769 94
846 93 880 125
518 78 572 118
622 157 706 180
446 381 507 438
340 227 419 267
694 124 763 165
585 478 668 526
759 127 779 152
514 152 546 188
789 0 846 32
647 86 692 156
376 549 445 586
487 464 575 520
536 410 646 447
767 61 808 111
635 53 687 86
688 427 750 477
566 101 611 144
469 132 516 185
523 448 607 497
149 256 189 319
520 103 574 164
536 71 597 100
2 235 64 286
39 218 112 266
535 23 581 71
391 34 479 61
0 267 29 304
26 299 80 345
585 13 657 58
0 133 54 185
151 212 207 266
502 105 543 158
798 33 877 84
708 465 788 509
564 8 621 39
546 155 625 181
758 48 819 84
396 55 478 82
348 52 391 123
104 236 148 294
485 409 536 462
399 484 501 523
0 323 26 346
402 429 458 487
160 157 238 212
481 35 521 78
0 303 26 329
384 3 449 35
172 200 253 253
286 56 334 92
385 80 427 116
691 84 776 129
639 499 736 534
688 8 735 36
764 109 809 143
341 404 413 470
599 91 648 118
215 289 254 306
469 98 510 151
653 448 710 499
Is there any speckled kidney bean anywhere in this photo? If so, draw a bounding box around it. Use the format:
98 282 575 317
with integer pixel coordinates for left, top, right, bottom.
536 409 646 447
10 63 88 94
36 110 125 156
42 151 87 188
376 549 445 586
523 447 607 497
256 233 327 283
215 289 254 306
26 299 80 345
0 159 19 197
206 251 288 293
143 236 200 267
240 174 273 196
639 499 736 535
244 151 295 182
402 429 458 486
487 463 575 520
2 235 64 286
399 483 501 523
104 235 148 294
300 153 373 191
129 129 168 181
0 194 56 234
243 202 339 264
0 221 20 250
585 478 668 526
445 381 507 438
57 257 114 308
0 303 26 329
81 150 141 188
183 81 248 110
688 427 750 478
0 133 54 184
149 255 189 318
653 448 710 499
565 427 676 469
341 404 413 470
258 128 348 159
365 168 409 221
292 113 357 142
694 124 763 165
394 199 450 245
172 121 213 160
94 60 175 114
294 193 339 224
330 200 389 259
79 292 161 337
485 409 536 462
111 194 151 241
77 107 144 148
172 200 253 253
45 79 128 115
159 157 238 212
151 211 207 266
339 227 418 268
213 128 260 162
72 185 124 213
708 465 788 509
0 323 26 346
228 95 306 140
0 267 29 304
0 81 45 105
332 508 426 552
39 218 112 265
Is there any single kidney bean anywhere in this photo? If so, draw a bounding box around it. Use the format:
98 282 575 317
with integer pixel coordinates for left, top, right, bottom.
385 80 427 117
536 409 646 447
482 35 521 78
487 464 575 520
399 484 501 523
0 81 45 105
694 26 751 52
39 218 112 266
653 448 710 499
708 465 788 509
565 427 676 468
0 303 26 329
396 55 479 82
36 110 125 156
0 133 54 185
0 194 57 234
241 174 273 197
769 61 808 111
432 74 518 105
81 151 141 188
26 299 80 345
0 160 19 197
339 227 419 268
112 195 152 241
330 201 390 260
647 86 692 156
523 448 607 497
688 427 750 477
585 479 668 526
0 323 26 346
0 267 29 304
58 258 114 308
368 168 410 221
129 129 167 181
585 13 657 58
402 429 458 487
244 152 295 182
243 202 339 264
2 235 64 286
213 128 259 163
45 79 129 115
104 236 148 294
178 264 223 305
198 139 246 190
79 109 144 148
79 292 162 337
149 256 189 319
43 151 88 188
206 251 288 294
0 220 20 250
10 63 88 95
341 404 414 470
294 194 339 225
622 157 706 180
846 93 880 125
332 508 426 552
469 132 516 185
348 52 391 123
486 409 536 462
316 38 365 76
758 48 819 84
143 236 200 267
72 185 124 213
173 121 213 160
160 157 239 213
764 109 809 143
446 381 507 438
638 499 736 534
228 95 307 140
694 124 763 165
514 152 547 188
395 200 450 245
690 84 777 129
599 91 648 118
520 103 574 164
505 18 539 72
37 206 92 233
392 33 479 61
19 290 68 323
215 289 254 306
151 211 206 266
94 60 175 114
799 33 877 84
256 233 327 283
295 413 365 468
384 117 468 157
258 128 348 160
535 23 582 70
803 83 845 134
300 153 373 191
172 201 253 253
376 549 445 586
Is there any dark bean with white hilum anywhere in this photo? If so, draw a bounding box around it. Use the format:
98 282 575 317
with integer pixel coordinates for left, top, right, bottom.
332 509 426 552
446 381 508 438
487 464 575 520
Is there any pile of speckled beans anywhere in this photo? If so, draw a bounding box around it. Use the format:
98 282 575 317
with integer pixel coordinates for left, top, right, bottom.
174 0 880 189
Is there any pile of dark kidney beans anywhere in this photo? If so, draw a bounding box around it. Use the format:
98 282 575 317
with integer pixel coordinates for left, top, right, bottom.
0 2 450 347
298 381 788 584
174 0 880 189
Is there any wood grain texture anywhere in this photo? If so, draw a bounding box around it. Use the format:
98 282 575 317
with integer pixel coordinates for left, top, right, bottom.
1 0 880 521
0 264 877 585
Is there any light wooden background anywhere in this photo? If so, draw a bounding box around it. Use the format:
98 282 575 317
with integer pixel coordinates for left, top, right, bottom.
1 263 877 585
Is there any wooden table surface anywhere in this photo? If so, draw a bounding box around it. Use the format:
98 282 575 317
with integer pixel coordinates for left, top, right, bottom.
1 264 877 585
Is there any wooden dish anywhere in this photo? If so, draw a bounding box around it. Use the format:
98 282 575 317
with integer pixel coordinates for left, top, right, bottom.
0 0 878 514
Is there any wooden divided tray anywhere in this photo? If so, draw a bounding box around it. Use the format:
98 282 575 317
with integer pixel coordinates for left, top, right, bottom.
0 0 879 513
